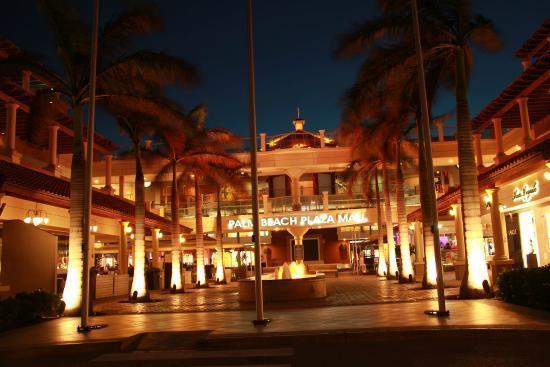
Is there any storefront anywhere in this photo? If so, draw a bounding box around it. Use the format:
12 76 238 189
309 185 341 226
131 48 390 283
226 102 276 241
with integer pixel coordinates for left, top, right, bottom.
500 168 550 268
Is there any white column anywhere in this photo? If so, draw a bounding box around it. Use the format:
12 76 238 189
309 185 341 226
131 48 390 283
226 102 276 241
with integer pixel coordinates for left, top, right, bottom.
22 70 31 91
290 176 301 210
48 125 59 168
473 133 483 170
83 141 88 161
413 221 425 276
119 221 129 274
260 133 266 152
517 97 534 145
492 118 505 163
151 228 160 269
451 204 465 261
319 130 326 148
486 188 507 261
322 191 329 211
436 122 444 142
104 154 113 193
262 194 270 214
119 176 125 197
5 103 19 152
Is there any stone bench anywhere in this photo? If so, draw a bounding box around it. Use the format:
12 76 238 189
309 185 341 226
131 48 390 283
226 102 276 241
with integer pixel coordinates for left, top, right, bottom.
307 263 339 277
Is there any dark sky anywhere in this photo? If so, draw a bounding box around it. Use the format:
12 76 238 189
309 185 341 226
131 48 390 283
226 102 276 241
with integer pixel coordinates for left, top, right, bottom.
1 1 547 149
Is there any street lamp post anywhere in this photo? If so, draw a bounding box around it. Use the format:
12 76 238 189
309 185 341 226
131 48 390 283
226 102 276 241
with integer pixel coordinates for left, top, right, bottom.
246 0 269 326
78 0 107 332
410 0 449 317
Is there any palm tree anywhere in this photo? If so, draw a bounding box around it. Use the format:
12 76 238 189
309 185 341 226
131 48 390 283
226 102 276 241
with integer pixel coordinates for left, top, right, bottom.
105 94 186 299
334 0 502 297
155 105 242 287
2 1 199 313
341 158 387 277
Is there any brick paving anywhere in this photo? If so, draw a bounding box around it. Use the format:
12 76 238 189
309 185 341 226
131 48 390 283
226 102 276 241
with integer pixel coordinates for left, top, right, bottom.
93 273 460 315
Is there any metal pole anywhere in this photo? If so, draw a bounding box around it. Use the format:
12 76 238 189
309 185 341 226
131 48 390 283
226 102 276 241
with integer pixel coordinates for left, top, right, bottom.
247 0 269 325
78 0 107 332
411 0 449 316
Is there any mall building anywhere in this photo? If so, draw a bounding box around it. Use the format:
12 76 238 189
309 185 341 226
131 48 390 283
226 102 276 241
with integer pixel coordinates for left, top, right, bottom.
1 20 549 298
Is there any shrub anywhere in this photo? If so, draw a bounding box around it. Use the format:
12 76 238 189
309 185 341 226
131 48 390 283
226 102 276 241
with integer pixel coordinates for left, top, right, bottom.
0 290 65 331
499 265 550 311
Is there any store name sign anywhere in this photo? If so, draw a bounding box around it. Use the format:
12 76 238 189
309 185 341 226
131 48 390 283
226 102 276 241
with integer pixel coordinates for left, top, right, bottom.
512 180 539 203
227 212 368 230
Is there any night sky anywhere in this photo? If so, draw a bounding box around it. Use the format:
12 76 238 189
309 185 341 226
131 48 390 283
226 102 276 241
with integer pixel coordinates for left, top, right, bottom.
1 1 547 149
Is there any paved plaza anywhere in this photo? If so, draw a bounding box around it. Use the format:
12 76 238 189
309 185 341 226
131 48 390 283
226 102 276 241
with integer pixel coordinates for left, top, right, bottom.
93 274 460 314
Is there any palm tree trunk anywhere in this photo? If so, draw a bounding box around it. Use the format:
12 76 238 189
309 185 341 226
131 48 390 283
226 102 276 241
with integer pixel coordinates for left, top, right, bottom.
417 115 438 288
382 161 398 278
195 176 206 286
215 189 225 282
395 141 414 282
130 143 147 299
62 105 85 314
170 161 183 290
455 47 491 298
374 169 387 276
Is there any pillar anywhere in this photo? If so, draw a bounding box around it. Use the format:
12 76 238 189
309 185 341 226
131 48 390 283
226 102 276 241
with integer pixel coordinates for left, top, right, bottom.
22 70 31 91
104 155 113 194
151 228 160 269
451 204 465 261
262 194 270 214
486 188 507 261
289 174 302 211
322 191 329 211
451 203 466 280
319 130 326 148
413 221 425 277
485 187 515 283
517 97 534 145
119 221 129 274
436 121 444 142
492 118 505 163
288 227 308 262
5 103 19 153
473 133 483 170
260 133 266 152
48 124 59 169
119 176 125 197
83 141 87 161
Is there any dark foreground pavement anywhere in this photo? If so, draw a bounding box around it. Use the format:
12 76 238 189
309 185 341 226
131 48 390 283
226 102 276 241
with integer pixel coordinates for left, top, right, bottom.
1 328 550 366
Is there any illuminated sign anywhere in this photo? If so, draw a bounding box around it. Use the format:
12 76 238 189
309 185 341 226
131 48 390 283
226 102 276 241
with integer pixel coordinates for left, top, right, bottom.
227 212 368 230
512 180 539 203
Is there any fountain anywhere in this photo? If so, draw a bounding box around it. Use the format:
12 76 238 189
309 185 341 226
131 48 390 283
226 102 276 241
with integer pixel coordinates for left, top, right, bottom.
238 261 327 302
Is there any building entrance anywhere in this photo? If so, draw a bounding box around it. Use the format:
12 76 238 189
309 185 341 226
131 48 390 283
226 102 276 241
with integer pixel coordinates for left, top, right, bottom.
291 238 320 261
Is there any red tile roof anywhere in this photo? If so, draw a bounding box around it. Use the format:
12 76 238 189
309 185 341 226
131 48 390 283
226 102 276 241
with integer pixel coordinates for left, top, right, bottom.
0 159 190 233
514 19 550 60
471 52 550 133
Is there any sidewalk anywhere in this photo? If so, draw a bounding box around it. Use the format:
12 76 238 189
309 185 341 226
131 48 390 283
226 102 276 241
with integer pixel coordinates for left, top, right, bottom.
1 298 549 350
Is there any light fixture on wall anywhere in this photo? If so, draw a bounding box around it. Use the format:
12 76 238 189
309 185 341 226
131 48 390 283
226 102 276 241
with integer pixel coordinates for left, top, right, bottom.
484 194 492 209
23 208 49 226
179 234 186 244
90 224 98 233
125 225 133 234
449 207 456 217
157 231 163 239
144 181 152 188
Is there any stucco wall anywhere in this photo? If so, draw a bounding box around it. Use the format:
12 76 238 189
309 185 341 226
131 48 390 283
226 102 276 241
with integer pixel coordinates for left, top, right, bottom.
1 220 57 295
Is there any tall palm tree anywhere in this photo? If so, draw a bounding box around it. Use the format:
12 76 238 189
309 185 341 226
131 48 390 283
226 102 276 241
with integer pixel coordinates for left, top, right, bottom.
334 0 502 297
341 159 387 277
106 95 186 299
155 105 242 287
1 1 199 313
